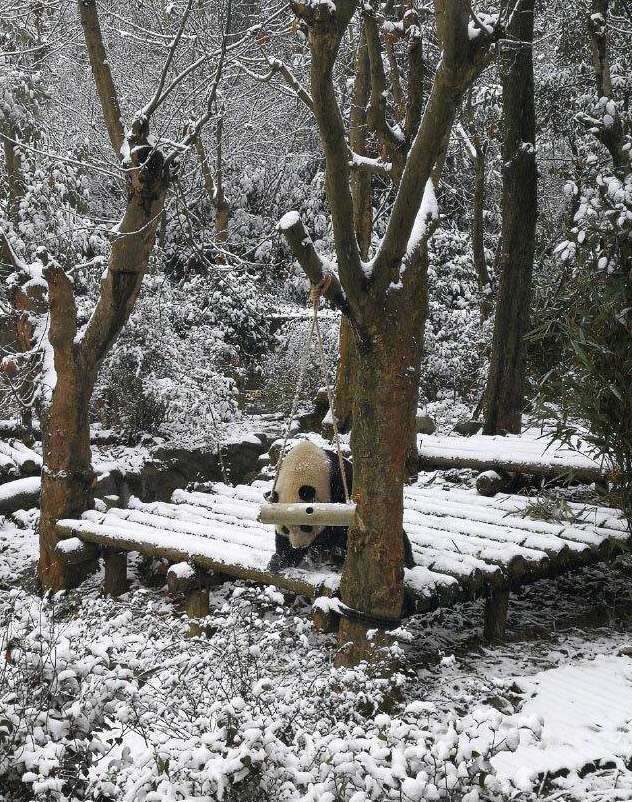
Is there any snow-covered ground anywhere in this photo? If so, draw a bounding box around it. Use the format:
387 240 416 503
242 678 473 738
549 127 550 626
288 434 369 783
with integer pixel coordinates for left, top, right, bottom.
1 469 631 801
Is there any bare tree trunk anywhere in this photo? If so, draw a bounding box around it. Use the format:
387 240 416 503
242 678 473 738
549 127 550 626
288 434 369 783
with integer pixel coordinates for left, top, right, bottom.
38 1 169 590
339 277 426 663
282 0 499 663
334 26 371 433
38 280 94 589
483 0 537 435
471 137 492 321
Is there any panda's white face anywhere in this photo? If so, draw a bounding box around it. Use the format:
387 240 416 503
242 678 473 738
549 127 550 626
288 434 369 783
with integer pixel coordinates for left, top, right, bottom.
274 440 331 548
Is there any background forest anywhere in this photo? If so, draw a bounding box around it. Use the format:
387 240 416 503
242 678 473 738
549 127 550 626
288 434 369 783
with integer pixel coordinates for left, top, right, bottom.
1 0 628 455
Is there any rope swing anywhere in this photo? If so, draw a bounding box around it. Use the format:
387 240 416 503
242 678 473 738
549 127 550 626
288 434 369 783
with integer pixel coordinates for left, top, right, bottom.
258 278 356 529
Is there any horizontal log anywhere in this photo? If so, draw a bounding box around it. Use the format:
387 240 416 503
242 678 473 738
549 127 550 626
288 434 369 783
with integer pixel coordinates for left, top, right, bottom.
55 519 335 599
258 502 356 527
417 438 605 482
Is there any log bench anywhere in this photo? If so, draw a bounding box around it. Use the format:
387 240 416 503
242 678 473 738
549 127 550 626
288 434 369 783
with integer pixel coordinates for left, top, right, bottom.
55 481 628 641
417 433 608 484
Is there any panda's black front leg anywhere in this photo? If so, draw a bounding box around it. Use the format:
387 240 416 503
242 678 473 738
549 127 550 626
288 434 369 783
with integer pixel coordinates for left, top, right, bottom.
403 529 415 569
267 531 308 572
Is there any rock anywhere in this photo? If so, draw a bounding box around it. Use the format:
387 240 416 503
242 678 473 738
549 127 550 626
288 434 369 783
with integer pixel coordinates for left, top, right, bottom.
476 470 508 497
314 387 330 417
453 419 483 437
416 414 436 435
141 435 267 501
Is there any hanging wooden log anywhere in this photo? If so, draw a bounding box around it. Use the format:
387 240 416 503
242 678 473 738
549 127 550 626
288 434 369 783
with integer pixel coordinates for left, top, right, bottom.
258 502 356 528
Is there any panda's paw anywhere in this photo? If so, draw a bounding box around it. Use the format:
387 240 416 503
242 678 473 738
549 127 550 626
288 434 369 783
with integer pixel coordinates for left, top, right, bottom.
267 552 297 573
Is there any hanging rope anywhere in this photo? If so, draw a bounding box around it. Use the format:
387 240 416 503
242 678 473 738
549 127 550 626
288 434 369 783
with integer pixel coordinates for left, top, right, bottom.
271 277 351 504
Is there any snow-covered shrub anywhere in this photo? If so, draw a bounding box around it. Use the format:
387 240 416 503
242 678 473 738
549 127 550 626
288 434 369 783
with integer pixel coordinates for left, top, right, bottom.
0 584 527 802
94 276 244 443
258 316 340 414
421 228 492 404
535 91 632 519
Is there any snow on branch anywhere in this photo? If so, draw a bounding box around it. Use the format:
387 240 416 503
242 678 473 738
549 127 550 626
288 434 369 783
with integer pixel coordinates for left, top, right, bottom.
405 179 438 259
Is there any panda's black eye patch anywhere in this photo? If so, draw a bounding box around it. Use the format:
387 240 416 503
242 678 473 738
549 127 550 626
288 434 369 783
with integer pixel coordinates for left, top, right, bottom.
266 490 279 503
298 484 316 502
300 525 313 533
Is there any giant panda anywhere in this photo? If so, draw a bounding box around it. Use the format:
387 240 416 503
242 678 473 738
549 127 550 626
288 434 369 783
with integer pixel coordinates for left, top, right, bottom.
266 439 414 571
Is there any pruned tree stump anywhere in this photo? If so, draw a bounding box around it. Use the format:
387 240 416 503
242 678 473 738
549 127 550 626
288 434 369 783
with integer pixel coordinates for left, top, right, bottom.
103 549 128 597
54 537 99 588
483 588 510 642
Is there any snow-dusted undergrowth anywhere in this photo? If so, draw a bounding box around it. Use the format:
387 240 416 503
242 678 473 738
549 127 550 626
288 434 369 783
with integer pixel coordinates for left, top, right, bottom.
0 583 530 802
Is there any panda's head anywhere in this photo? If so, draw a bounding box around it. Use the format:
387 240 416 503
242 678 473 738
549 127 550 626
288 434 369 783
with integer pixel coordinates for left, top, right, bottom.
270 440 332 548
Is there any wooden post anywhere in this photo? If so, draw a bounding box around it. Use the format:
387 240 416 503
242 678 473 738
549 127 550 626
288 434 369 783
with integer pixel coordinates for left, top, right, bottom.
483 588 510 642
184 588 210 637
311 595 341 634
167 562 211 637
103 549 128 597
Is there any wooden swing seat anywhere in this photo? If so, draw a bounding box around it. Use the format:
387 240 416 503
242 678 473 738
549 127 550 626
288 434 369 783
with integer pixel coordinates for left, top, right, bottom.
258 501 356 528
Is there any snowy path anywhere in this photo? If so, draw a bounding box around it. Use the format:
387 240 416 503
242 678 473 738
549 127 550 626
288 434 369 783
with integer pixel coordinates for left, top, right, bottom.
493 654 632 789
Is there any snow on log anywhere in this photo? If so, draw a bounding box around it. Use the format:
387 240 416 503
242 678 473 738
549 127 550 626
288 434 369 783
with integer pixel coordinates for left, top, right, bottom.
55 481 629 617
417 433 606 482
0 476 41 514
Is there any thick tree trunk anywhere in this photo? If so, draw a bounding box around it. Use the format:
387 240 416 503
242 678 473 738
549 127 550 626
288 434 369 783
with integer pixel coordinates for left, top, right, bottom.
483 1 536 435
338 296 425 662
39 366 95 590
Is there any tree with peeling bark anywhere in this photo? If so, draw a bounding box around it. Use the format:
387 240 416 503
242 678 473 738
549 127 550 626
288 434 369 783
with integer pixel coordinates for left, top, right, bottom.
36 0 232 591
483 0 537 436
276 0 504 661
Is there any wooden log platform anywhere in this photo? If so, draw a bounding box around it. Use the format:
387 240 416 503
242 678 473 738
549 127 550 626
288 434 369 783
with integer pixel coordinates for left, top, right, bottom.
55 481 628 639
417 433 608 483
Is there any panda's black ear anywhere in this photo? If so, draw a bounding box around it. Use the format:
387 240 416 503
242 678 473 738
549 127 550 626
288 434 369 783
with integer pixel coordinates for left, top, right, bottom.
265 489 279 503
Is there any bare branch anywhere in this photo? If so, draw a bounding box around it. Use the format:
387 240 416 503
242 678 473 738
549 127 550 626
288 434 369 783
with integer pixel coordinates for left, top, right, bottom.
290 0 365 306
239 58 314 111
349 152 393 180
166 0 232 167
365 10 407 177
278 212 348 313
77 0 125 156
142 0 195 119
